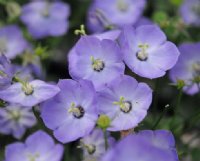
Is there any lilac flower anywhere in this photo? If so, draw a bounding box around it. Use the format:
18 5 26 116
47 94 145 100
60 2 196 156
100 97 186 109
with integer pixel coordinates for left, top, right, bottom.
41 79 98 143
180 0 200 26
97 75 152 131
94 29 121 41
169 42 200 95
118 25 180 79
87 0 146 33
0 104 36 139
80 129 115 161
0 54 13 90
0 25 28 59
102 130 179 161
0 80 60 107
68 36 125 90
21 1 70 39
5 130 64 161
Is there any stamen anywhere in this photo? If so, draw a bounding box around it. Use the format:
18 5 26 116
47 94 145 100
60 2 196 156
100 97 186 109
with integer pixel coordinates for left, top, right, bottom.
136 43 149 61
79 140 96 155
68 103 85 118
90 56 105 72
8 110 21 121
22 82 34 95
27 153 40 161
192 61 200 75
0 38 7 54
113 96 132 113
117 0 129 12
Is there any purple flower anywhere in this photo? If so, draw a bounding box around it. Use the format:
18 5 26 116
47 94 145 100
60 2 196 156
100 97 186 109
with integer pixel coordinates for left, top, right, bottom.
68 36 125 90
169 42 200 95
21 1 70 39
0 80 60 107
180 0 200 26
102 130 179 161
0 104 36 139
118 25 180 79
93 29 121 41
0 54 13 90
41 79 98 143
80 128 115 161
0 25 28 59
87 0 146 33
97 75 152 131
5 130 64 161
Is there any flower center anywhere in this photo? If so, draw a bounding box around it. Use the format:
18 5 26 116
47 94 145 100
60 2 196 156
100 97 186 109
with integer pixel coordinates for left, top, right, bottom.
27 153 40 161
8 110 21 122
90 56 105 72
117 0 129 12
113 96 132 113
136 43 149 61
85 144 96 155
22 82 34 95
0 38 7 54
192 61 200 76
68 103 85 118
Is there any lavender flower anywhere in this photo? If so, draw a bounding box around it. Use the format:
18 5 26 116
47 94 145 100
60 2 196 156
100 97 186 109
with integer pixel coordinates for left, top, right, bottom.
169 42 200 95
97 75 152 131
94 30 121 41
0 25 28 59
41 79 98 143
0 104 36 139
0 80 60 107
102 130 179 161
180 0 200 26
21 1 70 39
80 129 115 161
118 25 180 79
0 54 13 90
68 36 125 90
5 130 64 161
87 0 146 33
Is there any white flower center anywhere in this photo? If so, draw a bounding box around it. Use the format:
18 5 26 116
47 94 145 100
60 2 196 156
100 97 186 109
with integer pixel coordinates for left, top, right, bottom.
90 56 105 72
117 0 129 12
0 38 7 54
68 103 85 118
113 96 132 113
22 82 34 95
27 153 40 161
7 109 21 122
137 43 149 61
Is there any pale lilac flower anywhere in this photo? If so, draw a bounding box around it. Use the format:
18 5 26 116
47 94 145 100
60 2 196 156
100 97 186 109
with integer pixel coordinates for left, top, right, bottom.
180 0 200 26
87 0 146 33
118 25 180 79
5 130 64 161
41 79 98 143
97 75 152 131
169 42 200 95
68 36 125 90
0 80 60 107
0 25 28 59
0 104 36 139
21 1 70 39
102 130 179 161
80 129 115 161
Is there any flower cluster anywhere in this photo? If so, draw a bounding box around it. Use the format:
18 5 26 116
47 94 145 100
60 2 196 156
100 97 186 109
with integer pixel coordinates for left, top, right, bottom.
1 0 199 161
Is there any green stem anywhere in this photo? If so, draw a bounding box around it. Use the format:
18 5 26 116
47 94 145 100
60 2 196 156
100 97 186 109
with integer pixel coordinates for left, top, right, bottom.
152 78 160 112
175 89 183 115
103 129 108 150
151 104 169 130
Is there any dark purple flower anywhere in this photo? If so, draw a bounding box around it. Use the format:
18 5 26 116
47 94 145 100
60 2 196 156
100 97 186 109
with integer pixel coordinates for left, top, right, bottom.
0 25 28 59
21 1 70 39
5 130 64 161
169 42 200 95
102 130 179 161
68 36 125 90
41 79 98 143
118 25 180 79
97 75 152 131
0 80 60 107
87 0 146 33
80 128 115 161
180 0 200 26
0 104 36 139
